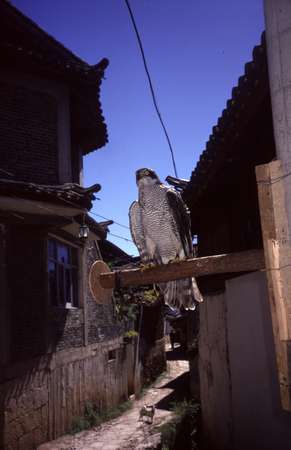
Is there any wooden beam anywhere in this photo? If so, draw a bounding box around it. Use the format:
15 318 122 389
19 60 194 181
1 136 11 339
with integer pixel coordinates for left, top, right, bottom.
256 160 291 411
99 249 265 289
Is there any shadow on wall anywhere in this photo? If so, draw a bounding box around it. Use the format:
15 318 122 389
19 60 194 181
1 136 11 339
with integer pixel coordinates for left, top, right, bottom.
140 300 167 386
155 370 191 412
0 224 71 450
0 229 130 450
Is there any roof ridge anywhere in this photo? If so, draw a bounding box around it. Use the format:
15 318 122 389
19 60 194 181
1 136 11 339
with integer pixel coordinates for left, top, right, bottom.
1 0 100 71
184 31 267 199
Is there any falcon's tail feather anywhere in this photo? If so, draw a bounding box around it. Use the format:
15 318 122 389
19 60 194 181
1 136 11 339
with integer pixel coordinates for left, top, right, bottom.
159 277 203 309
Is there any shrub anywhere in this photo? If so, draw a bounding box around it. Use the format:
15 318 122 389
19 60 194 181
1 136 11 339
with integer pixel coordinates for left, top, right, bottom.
70 400 133 434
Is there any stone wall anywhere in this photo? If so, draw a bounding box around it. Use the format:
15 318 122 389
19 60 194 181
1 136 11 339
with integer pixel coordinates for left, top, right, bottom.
2 337 137 450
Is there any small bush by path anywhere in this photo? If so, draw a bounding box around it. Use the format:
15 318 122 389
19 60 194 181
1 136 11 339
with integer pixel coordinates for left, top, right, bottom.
71 400 133 434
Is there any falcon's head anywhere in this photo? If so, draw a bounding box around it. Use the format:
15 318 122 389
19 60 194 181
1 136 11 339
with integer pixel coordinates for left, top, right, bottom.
136 168 161 187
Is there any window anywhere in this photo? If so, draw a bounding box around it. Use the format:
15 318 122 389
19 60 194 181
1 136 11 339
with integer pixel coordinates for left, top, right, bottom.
108 350 116 362
48 239 78 307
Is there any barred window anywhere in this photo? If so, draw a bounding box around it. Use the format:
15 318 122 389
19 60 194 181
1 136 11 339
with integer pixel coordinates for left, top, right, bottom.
48 239 78 307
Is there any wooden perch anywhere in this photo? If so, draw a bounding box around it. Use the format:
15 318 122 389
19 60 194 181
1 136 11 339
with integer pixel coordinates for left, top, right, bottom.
97 249 265 289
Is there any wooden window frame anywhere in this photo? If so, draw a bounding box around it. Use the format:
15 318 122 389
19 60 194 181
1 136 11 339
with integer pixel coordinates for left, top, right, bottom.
47 237 79 309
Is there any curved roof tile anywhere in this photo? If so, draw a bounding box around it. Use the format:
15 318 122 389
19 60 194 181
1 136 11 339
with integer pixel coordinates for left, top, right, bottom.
184 32 268 202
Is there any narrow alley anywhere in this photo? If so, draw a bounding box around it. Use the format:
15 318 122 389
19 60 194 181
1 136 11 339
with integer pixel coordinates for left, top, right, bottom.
38 347 193 450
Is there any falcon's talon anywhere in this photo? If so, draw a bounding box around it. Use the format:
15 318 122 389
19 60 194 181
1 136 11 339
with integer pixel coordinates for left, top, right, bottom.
140 262 155 272
169 257 183 264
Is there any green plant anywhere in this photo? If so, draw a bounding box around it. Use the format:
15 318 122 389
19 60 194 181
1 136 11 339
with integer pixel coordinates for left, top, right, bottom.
71 416 91 434
155 400 200 449
115 301 139 323
159 421 177 449
124 330 138 339
70 400 133 434
171 399 200 419
142 288 160 303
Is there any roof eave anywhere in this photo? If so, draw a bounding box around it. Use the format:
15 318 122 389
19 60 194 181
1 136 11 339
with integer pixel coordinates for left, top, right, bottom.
183 31 268 204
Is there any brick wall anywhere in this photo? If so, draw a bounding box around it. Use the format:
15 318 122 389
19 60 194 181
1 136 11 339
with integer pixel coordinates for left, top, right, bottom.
48 308 84 352
8 225 47 362
6 230 124 362
46 239 123 352
86 243 123 344
0 81 59 184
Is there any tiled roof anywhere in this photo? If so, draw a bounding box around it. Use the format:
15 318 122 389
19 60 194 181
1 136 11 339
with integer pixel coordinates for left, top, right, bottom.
183 32 268 203
0 0 107 81
0 178 101 210
99 239 136 265
0 0 108 154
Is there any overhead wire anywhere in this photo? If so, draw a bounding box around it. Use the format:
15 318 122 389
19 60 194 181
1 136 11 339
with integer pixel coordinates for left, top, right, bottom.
90 211 130 230
108 231 134 243
124 0 179 178
50 194 131 233
0 168 14 177
52 196 133 240
8 183 133 244
8 193 134 244
2 1 179 248
3 167 131 236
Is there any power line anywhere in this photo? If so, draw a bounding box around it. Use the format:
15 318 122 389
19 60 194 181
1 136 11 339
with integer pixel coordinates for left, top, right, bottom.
108 231 134 243
5 172 133 242
0 168 14 176
90 211 130 230
9 193 134 244
53 191 131 232
6 177 130 231
10 194 77 223
124 0 179 178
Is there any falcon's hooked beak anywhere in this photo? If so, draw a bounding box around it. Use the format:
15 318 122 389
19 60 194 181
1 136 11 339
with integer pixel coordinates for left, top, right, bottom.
136 168 161 185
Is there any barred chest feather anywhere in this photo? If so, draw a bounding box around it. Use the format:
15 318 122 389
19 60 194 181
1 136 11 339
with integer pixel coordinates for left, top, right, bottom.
139 184 181 261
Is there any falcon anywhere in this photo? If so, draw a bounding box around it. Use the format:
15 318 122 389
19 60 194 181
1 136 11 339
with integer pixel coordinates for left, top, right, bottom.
129 168 203 309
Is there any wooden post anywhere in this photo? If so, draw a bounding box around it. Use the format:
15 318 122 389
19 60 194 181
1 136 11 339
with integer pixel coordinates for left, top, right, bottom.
256 160 291 410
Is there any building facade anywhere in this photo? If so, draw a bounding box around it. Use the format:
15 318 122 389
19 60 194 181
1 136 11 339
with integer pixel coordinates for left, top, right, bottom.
183 32 291 450
0 2 138 449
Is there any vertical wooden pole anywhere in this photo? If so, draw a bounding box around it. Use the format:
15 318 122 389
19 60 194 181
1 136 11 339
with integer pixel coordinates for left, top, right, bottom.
256 160 291 410
0 224 9 365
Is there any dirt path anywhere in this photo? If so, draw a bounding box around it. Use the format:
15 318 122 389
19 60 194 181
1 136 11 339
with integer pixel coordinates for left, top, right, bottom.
38 348 189 450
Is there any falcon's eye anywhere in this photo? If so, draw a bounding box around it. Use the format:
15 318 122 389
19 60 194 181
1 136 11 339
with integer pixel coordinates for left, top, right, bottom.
143 170 152 177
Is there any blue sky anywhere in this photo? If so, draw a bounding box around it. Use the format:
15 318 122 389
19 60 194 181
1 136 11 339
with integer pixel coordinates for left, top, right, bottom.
14 0 264 255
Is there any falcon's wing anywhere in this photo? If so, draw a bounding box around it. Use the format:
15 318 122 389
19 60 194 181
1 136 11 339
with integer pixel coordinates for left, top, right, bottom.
129 201 149 262
166 188 193 257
